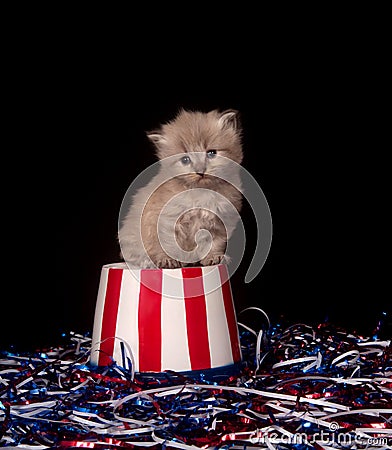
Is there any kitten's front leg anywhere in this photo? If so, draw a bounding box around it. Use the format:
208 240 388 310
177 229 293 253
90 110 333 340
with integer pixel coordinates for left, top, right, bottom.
199 236 229 266
152 254 182 269
144 230 182 268
200 253 224 266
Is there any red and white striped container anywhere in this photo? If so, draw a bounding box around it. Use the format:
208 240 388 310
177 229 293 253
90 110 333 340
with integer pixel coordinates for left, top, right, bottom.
89 262 242 374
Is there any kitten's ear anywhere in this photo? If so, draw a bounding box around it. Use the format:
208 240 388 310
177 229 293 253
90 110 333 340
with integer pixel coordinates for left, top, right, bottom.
218 109 241 130
146 129 167 147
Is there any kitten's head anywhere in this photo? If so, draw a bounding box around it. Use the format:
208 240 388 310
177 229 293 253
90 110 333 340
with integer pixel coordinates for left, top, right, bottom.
146 109 243 187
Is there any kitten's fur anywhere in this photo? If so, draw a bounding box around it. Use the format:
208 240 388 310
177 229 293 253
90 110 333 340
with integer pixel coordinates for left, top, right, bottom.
118 108 243 269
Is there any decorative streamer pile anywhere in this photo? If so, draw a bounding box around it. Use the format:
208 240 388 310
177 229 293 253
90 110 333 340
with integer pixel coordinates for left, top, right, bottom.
0 310 391 449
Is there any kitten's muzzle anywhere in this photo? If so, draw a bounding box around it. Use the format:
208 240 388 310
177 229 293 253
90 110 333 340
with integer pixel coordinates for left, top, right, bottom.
193 160 206 176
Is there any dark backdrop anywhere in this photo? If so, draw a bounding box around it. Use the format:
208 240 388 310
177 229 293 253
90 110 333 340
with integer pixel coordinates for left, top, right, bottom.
2 49 390 351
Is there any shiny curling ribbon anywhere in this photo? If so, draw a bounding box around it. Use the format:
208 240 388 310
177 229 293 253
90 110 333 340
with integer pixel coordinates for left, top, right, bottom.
0 316 391 449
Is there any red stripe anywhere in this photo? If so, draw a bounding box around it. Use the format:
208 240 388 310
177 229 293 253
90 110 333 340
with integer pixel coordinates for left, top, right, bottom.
182 267 211 370
138 270 163 372
98 268 123 366
219 265 242 363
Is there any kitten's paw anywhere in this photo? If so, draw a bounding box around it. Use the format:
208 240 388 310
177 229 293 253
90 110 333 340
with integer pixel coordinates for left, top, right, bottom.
200 254 225 266
155 257 182 269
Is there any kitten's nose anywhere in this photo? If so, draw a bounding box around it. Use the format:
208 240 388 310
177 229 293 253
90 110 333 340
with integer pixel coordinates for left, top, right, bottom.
194 163 206 176
193 155 206 175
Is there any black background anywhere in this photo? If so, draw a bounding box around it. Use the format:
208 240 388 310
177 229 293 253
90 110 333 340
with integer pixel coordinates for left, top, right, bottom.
2 29 390 351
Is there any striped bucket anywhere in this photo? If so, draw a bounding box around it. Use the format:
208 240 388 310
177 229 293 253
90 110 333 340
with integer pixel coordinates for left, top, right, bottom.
89 262 242 374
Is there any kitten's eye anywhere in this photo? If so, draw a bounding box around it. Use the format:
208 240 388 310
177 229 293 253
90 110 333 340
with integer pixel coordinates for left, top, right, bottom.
206 149 217 158
181 155 191 165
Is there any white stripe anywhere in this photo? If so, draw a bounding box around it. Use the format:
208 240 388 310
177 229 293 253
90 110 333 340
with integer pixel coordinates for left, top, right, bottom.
203 266 233 368
102 262 128 270
90 266 110 365
161 269 191 372
201 264 223 295
113 269 141 371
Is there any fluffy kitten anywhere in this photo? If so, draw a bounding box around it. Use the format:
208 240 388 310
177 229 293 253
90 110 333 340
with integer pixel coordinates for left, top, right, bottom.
118 108 244 269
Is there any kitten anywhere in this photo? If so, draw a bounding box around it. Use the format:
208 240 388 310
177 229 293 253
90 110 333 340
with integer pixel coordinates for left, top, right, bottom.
118 108 244 269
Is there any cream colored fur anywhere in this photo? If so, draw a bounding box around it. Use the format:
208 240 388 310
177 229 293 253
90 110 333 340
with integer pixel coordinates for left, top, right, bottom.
118 108 244 268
